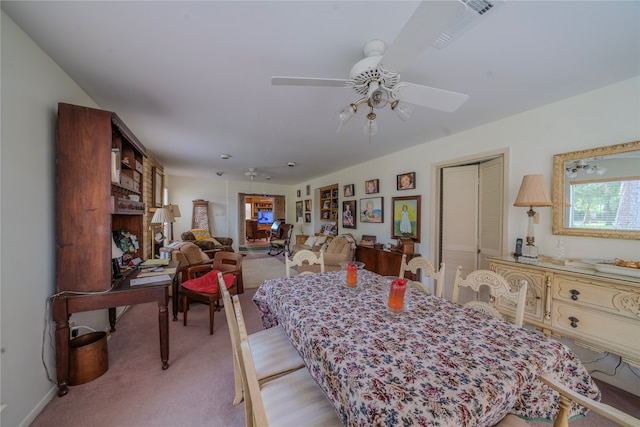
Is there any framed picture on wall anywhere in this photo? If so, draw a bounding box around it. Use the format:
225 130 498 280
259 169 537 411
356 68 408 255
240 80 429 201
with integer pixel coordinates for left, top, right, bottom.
360 197 383 223
343 184 354 197
365 179 379 194
306 185 311 196
297 189 301 197
391 195 421 241
342 200 356 229
152 167 164 207
305 212 311 223
296 201 303 220
397 172 416 190
304 199 312 212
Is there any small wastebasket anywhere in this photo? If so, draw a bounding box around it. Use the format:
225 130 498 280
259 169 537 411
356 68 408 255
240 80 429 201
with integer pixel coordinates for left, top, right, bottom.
69 331 109 386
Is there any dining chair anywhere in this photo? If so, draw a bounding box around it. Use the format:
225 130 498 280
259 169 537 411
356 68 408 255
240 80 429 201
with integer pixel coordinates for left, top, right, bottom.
180 264 237 334
399 254 445 297
234 296 343 427
285 249 325 277
538 374 640 427
452 266 528 327
212 250 245 293
219 277 305 408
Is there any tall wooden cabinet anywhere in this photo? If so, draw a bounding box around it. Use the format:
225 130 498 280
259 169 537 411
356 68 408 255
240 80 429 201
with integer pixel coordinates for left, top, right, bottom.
56 102 146 292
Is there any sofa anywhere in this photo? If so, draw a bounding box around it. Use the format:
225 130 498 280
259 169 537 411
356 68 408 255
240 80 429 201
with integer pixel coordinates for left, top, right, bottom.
181 229 234 252
297 234 356 273
291 234 333 254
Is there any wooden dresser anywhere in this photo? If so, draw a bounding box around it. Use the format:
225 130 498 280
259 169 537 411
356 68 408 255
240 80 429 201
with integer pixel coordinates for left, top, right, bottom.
356 245 418 280
488 256 640 367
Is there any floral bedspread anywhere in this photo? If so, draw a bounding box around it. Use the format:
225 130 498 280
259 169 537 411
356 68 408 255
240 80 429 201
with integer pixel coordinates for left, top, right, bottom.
253 270 600 427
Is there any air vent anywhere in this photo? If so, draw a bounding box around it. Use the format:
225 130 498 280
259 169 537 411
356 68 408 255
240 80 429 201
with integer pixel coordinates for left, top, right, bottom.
432 0 503 49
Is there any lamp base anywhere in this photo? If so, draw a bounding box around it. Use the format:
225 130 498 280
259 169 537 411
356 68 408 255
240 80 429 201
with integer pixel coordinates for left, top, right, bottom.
521 244 539 259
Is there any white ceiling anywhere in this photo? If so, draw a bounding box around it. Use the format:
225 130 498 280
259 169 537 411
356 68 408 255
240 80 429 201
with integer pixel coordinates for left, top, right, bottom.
3 1 639 184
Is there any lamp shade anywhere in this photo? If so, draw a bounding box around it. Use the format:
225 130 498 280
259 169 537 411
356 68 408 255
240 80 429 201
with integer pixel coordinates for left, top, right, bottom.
164 204 181 218
297 217 305 225
514 175 552 207
151 207 174 224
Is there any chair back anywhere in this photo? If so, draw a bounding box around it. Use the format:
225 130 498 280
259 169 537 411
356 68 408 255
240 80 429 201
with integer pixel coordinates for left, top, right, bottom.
452 266 527 327
219 273 246 407
399 254 445 297
286 250 325 277
213 251 243 274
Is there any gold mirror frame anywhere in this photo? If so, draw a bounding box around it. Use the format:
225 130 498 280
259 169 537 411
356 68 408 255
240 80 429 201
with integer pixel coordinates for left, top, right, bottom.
552 140 640 240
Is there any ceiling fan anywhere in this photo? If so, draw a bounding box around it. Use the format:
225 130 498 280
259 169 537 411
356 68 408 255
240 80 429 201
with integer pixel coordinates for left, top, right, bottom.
272 1 471 135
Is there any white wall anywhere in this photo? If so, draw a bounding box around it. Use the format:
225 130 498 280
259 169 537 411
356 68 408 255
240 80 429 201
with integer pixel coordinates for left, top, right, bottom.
0 12 112 426
2 8 639 425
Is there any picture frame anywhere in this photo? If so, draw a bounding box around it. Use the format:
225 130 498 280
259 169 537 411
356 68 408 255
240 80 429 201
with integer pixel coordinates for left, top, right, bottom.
343 184 354 198
391 195 421 242
304 199 312 212
323 200 330 210
322 211 329 219
296 201 303 220
360 197 383 223
342 200 356 229
306 184 311 196
305 212 311 223
397 172 416 191
365 179 379 194
297 189 301 197
152 167 164 207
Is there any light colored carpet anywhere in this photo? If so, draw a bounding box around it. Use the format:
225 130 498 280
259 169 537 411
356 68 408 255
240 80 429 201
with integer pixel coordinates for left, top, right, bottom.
243 256 293 288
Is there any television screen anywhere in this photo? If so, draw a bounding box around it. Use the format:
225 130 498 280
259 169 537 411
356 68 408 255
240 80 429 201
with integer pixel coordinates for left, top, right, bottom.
257 211 274 224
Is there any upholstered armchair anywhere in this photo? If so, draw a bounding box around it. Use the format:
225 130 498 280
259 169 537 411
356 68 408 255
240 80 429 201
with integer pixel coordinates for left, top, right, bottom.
170 242 213 284
298 234 356 273
181 230 234 252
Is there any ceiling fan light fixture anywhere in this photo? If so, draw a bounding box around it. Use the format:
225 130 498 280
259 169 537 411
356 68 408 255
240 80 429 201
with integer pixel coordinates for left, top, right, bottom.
391 100 414 121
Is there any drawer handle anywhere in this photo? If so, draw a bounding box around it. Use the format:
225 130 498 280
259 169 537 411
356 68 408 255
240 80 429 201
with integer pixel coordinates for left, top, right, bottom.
569 289 580 300
568 316 579 328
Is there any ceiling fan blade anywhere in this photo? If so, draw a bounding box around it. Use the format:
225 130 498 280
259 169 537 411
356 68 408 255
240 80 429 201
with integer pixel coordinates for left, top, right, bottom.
397 83 469 112
272 77 348 87
380 1 466 73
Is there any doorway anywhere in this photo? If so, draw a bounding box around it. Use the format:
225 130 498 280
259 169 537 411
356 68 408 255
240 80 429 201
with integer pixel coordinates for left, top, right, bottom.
434 151 507 301
238 193 285 248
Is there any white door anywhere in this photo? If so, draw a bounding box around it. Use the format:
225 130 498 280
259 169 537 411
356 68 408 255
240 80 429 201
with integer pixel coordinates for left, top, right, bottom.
440 157 504 302
441 165 478 301
478 158 504 269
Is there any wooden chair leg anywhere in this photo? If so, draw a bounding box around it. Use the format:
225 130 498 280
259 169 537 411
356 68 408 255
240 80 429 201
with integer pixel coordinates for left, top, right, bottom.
209 297 215 335
182 294 188 327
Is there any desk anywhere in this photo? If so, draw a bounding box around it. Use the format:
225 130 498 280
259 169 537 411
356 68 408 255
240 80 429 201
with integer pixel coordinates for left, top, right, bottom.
253 270 599 426
52 261 177 396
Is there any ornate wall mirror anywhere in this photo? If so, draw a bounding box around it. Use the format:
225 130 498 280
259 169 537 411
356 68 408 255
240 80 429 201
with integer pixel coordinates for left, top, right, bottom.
552 140 640 239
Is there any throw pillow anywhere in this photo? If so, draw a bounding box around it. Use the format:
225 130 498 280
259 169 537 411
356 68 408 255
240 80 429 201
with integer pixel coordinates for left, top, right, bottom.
182 269 235 294
315 236 328 246
203 237 222 246
303 236 317 247
191 229 212 240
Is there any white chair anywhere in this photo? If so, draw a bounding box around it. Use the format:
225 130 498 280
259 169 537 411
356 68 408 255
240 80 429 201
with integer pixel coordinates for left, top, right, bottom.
538 374 640 427
452 266 528 327
234 297 343 427
399 254 445 297
285 249 325 277
218 273 305 410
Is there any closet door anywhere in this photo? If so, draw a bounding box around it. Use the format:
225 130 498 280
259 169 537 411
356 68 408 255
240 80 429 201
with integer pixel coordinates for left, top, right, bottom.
441 165 478 301
478 158 503 269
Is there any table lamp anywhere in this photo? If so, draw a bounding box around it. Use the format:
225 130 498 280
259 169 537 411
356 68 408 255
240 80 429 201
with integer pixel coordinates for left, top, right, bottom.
151 207 175 258
163 204 181 240
513 174 552 259
111 239 124 279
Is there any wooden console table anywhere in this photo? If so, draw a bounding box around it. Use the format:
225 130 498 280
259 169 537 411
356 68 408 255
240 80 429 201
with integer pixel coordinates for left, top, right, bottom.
488 256 640 367
52 262 177 396
355 245 419 280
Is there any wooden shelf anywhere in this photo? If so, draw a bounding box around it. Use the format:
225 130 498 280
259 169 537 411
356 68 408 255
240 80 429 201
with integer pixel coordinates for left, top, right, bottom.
319 184 339 221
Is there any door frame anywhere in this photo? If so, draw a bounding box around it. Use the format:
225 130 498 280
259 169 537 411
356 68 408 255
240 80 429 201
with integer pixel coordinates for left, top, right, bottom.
430 148 510 270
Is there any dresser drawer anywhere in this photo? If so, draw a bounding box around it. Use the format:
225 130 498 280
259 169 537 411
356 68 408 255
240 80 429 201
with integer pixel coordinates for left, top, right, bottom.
552 302 640 366
554 274 640 320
